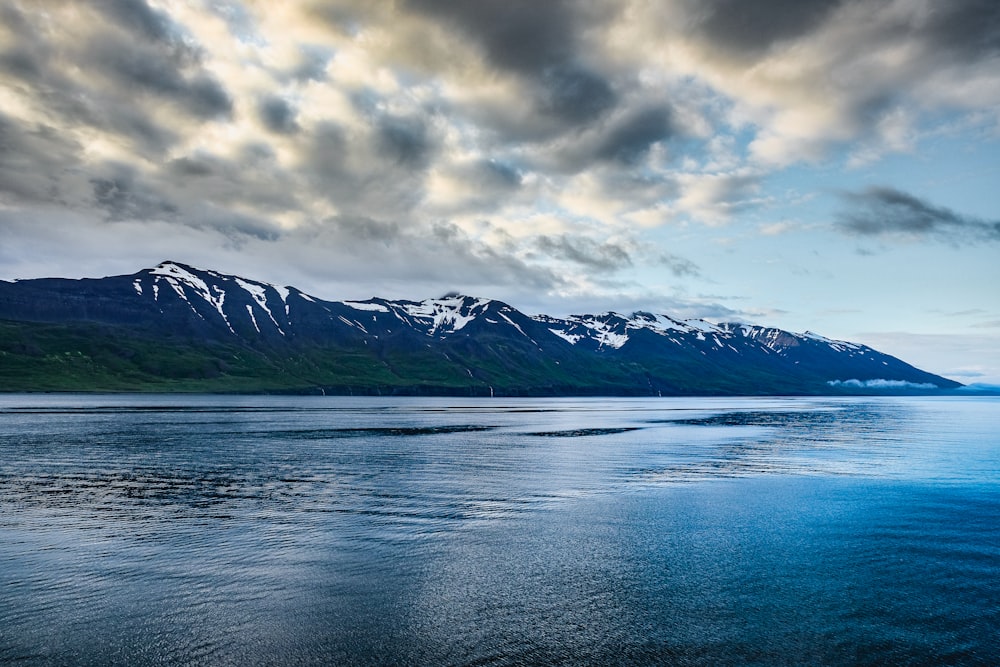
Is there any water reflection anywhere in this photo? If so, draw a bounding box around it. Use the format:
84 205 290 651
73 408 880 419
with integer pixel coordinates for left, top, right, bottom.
0 398 980 526
0 395 997 665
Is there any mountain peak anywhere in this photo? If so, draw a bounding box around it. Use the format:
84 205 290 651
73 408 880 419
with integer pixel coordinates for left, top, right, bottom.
148 261 214 295
399 294 495 334
152 260 197 272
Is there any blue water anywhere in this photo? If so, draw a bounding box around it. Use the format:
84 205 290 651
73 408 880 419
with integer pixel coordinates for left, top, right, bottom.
0 396 997 665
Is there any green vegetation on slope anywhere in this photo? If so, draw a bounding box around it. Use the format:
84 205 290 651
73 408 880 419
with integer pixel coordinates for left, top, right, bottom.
1 319 931 396
0 320 629 394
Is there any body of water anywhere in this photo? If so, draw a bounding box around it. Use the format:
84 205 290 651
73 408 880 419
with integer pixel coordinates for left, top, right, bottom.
0 395 997 665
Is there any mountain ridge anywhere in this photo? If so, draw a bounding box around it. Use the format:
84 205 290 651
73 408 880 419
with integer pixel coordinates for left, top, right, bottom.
0 261 961 395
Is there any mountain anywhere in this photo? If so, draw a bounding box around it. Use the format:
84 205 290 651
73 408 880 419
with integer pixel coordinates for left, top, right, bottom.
0 261 960 395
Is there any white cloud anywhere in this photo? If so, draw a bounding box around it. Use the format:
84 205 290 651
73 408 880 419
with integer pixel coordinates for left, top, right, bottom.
827 379 939 389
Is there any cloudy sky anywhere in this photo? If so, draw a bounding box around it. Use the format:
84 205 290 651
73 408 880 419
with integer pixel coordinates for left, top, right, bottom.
1 0 998 383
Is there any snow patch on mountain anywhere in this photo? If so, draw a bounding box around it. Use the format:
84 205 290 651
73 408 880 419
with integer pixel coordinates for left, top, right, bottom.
565 315 630 348
682 319 722 334
148 262 296 335
398 295 491 334
801 331 862 352
540 311 729 349
245 304 260 333
549 328 583 345
210 289 235 334
235 277 284 335
498 311 535 343
150 262 232 332
162 276 188 301
628 312 689 333
344 300 389 313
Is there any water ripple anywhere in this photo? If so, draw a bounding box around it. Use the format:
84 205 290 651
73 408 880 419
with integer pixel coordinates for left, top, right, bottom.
0 395 996 665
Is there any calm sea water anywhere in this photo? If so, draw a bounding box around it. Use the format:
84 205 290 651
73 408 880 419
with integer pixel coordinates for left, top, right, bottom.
0 395 997 665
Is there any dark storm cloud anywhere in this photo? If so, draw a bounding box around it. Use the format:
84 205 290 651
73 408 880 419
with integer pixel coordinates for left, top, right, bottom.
112 111 179 155
537 64 616 125
89 38 233 119
595 106 674 164
0 1 28 30
306 121 431 218
407 0 576 74
672 0 1000 168
161 145 300 215
534 231 699 277
921 0 1000 60
837 187 1000 244
35 80 178 155
681 0 1000 79
302 216 564 291
0 4 52 81
0 50 37 80
192 208 281 242
99 0 177 44
169 157 215 178
0 7 180 156
694 0 844 55
333 215 402 244
537 103 681 176
0 31 46 80
475 160 522 191
407 0 617 124
53 1 236 122
258 95 299 134
184 78 234 119
535 235 633 272
0 0 233 125
376 114 432 167
90 168 178 222
307 122 348 176
426 159 524 216
427 222 565 290
87 162 285 243
0 112 81 204
292 45 333 82
81 147 295 238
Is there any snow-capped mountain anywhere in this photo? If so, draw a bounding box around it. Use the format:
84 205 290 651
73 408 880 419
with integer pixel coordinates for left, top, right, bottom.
0 261 960 395
539 311 738 350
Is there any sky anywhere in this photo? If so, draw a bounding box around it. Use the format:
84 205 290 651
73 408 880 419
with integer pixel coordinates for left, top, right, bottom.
0 0 998 384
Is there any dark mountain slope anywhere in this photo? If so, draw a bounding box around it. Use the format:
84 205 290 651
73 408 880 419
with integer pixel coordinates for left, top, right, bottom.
0 262 961 395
